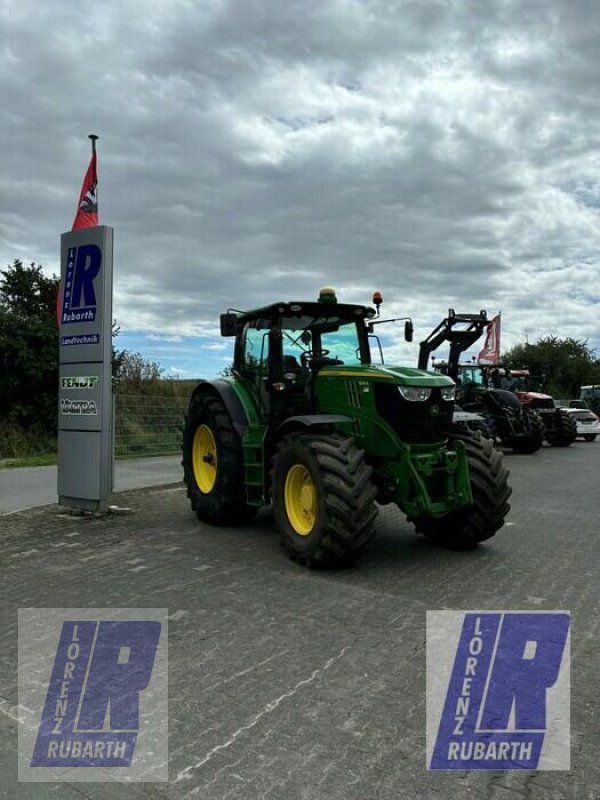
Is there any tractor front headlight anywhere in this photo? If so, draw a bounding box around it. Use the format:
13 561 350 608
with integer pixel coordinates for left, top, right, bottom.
440 386 456 401
398 386 432 402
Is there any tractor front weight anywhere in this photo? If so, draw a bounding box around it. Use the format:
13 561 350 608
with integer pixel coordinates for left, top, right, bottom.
381 442 473 517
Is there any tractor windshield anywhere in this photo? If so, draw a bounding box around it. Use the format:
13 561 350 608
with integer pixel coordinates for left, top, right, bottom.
581 386 600 400
512 375 544 393
460 366 487 386
282 316 366 367
318 326 362 365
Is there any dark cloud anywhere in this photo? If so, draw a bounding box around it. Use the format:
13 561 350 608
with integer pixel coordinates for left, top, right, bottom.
1 0 599 376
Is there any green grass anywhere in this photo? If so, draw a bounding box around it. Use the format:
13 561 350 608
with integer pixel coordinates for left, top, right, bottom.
0 453 58 469
0 449 183 469
1 387 191 467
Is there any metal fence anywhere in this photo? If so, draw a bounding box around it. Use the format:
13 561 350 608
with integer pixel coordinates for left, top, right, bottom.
114 394 189 459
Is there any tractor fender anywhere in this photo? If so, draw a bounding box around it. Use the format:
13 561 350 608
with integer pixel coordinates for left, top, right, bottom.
190 379 250 439
277 414 353 439
453 409 486 423
481 388 522 411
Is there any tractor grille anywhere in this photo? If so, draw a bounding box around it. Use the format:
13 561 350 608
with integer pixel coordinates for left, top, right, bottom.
345 380 362 409
528 397 555 410
373 384 453 444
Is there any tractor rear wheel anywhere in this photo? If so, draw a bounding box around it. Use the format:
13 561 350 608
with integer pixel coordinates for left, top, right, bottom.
182 391 256 524
272 432 377 567
411 433 511 549
545 409 577 447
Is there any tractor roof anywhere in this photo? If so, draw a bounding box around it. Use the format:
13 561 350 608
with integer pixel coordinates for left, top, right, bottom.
229 300 376 331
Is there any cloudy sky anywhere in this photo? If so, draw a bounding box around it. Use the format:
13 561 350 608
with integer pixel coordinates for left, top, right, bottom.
2 0 599 377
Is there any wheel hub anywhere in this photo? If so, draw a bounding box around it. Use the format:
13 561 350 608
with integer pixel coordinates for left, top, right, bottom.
284 464 317 535
192 424 217 493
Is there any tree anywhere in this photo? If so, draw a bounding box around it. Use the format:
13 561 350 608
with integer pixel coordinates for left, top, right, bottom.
503 336 600 398
0 259 59 317
113 349 163 390
0 260 59 433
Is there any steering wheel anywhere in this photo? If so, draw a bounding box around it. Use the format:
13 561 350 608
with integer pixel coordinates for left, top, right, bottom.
301 349 330 369
300 350 312 369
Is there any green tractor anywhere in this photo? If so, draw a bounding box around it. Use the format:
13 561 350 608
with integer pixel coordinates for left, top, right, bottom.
572 385 600 415
182 289 512 567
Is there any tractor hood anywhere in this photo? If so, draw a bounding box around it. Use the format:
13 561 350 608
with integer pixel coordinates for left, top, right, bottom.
515 391 553 402
319 364 454 387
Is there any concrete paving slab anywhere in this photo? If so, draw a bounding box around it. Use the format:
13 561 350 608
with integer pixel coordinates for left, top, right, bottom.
1 442 599 798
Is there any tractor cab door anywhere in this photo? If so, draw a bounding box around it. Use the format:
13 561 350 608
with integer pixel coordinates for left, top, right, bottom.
238 318 310 422
238 319 271 421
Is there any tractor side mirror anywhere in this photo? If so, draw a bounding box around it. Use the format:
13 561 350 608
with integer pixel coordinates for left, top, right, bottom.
405 320 414 342
220 313 238 337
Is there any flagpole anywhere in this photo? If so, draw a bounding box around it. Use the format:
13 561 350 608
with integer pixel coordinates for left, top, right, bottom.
89 134 98 214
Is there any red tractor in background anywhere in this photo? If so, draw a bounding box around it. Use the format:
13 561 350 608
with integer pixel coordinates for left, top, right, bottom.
510 369 576 447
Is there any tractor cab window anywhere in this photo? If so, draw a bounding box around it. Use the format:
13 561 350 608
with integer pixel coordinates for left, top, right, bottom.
460 366 486 386
318 323 362 366
280 318 364 369
456 365 486 403
581 386 600 401
281 328 310 372
240 319 269 375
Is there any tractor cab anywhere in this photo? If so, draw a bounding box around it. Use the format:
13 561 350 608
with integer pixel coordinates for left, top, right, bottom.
510 369 555 411
454 364 490 404
220 288 376 423
220 287 419 426
578 385 600 414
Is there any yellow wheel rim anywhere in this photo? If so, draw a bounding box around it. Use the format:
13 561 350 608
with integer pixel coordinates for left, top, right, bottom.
192 425 217 493
284 464 317 535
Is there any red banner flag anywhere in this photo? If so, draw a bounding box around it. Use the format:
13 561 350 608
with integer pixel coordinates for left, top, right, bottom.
478 314 501 365
72 149 98 230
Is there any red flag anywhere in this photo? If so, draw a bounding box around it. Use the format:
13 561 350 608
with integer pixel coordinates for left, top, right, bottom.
72 150 98 230
478 314 501 365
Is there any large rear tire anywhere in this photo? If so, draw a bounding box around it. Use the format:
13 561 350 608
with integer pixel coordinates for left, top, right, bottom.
182 392 256 525
410 433 511 549
545 409 577 447
272 433 377 567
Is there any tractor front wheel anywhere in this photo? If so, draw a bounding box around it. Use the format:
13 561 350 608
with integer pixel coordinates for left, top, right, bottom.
182 391 256 524
411 433 511 549
510 409 545 454
474 414 497 442
272 433 377 567
545 409 577 447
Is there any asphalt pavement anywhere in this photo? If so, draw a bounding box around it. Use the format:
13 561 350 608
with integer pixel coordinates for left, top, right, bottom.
1 441 599 799
0 456 183 515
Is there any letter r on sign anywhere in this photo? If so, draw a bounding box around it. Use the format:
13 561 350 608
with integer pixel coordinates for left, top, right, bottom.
71 244 101 309
480 613 570 731
77 621 161 731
